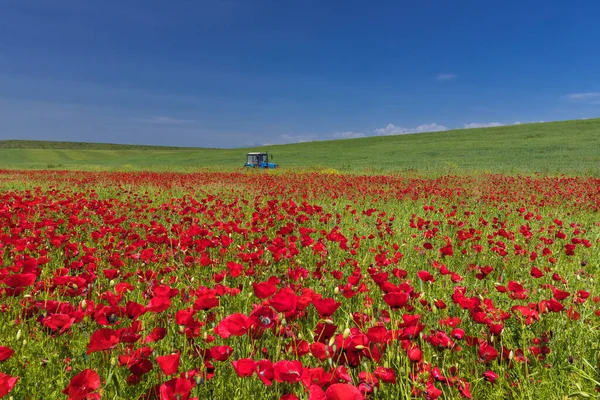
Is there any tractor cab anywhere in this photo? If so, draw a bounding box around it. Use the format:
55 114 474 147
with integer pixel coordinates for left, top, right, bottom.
244 152 278 169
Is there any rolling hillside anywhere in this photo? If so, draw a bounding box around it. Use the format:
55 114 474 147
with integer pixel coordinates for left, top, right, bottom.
1 118 599 174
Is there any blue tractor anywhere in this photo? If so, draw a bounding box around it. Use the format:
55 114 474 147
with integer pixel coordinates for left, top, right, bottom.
244 152 278 169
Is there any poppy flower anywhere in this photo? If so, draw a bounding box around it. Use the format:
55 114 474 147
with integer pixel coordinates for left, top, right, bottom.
253 281 277 299
325 383 364 399
62 369 100 400
232 358 256 377
159 377 193 400
312 297 342 318
0 372 18 398
86 328 120 354
125 301 146 319
3 273 37 287
382 292 409 309
144 327 168 343
273 360 303 383
42 314 76 334
145 296 171 313
130 359 153 377
478 342 499 362
0 347 15 362
482 370 498 384
256 359 274 386
417 270 435 282
270 288 298 313
407 347 422 362
373 366 396 384
156 352 180 376
210 346 234 362
439 237 454 257
194 295 219 311
215 313 252 339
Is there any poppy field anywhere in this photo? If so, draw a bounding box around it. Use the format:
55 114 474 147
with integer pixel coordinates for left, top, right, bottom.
0 169 599 399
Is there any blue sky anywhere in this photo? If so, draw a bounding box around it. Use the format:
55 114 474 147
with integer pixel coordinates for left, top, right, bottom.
1 0 599 148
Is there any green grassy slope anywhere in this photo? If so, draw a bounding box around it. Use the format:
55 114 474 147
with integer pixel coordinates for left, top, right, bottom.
1 118 599 174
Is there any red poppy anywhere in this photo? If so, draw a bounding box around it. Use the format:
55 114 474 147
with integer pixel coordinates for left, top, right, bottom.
42 314 76 334
482 370 498 384
232 358 256 377
226 261 244 278
312 297 342 317
382 292 409 309
256 359 274 386
0 372 18 398
215 313 252 338
439 237 454 257
86 328 120 354
407 346 422 362
253 281 277 299
194 294 219 311
130 359 153 377
0 347 15 362
145 296 171 313
156 352 180 376
210 346 234 362
273 360 303 383
125 301 146 319
478 342 499 362
325 383 364 400
62 369 101 400
270 288 298 313
530 266 544 278
373 366 396 384
159 377 193 400
144 327 168 343
3 273 37 288
417 270 435 282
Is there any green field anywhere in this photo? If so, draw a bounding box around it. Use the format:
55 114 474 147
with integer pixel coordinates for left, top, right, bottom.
1 118 599 174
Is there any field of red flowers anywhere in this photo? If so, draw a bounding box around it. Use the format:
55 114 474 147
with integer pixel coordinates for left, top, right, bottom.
0 170 599 399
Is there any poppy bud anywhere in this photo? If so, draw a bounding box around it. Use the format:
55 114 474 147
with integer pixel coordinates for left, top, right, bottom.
81 300 87 309
16 330 21 340
328 336 336 347
334 287 340 295
323 319 334 325
109 280 115 286
343 328 351 339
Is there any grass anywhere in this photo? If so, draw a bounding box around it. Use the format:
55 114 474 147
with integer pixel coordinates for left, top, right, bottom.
1 118 599 174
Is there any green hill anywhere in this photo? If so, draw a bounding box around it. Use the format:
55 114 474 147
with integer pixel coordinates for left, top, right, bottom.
1 118 599 175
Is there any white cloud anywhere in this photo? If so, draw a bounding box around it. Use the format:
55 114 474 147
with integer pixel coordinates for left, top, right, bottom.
436 73 457 82
566 92 600 101
331 131 365 139
374 123 448 136
463 122 504 129
513 121 522 125
279 133 318 143
138 116 195 125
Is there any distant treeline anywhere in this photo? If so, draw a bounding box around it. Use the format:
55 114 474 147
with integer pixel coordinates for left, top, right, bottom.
0 140 214 150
